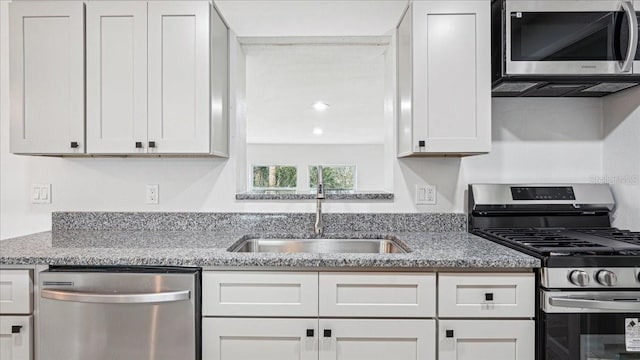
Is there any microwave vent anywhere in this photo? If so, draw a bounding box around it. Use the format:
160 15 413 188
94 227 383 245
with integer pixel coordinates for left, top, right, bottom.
492 82 539 93
581 83 638 93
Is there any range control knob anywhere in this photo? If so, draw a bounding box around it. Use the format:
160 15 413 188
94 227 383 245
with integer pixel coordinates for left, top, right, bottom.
569 270 590 287
596 270 617 287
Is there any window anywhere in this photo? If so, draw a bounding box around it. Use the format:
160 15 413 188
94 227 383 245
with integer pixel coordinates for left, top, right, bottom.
309 165 356 192
251 165 297 192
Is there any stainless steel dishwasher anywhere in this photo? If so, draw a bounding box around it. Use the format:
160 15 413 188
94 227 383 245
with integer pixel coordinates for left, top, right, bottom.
38 266 200 360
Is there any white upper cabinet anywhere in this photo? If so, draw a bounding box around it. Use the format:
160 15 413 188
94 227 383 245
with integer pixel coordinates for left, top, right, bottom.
148 1 212 155
87 0 229 156
10 1 228 157
398 1 492 156
9 1 85 155
86 1 148 155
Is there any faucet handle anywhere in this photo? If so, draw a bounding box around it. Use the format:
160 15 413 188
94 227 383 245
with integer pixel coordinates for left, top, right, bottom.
316 165 325 199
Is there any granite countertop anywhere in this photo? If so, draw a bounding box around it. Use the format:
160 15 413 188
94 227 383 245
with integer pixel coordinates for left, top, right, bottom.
0 230 540 268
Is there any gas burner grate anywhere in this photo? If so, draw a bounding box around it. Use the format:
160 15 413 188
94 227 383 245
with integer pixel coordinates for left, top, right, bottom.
575 228 640 245
480 228 611 254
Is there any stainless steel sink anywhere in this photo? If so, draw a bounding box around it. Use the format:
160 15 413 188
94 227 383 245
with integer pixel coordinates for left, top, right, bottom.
229 238 408 254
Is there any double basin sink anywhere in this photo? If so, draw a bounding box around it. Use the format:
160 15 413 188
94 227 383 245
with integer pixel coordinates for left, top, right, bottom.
229 237 408 254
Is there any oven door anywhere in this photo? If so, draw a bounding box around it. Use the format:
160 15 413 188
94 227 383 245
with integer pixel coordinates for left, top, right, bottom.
505 0 639 75
541 291 640 360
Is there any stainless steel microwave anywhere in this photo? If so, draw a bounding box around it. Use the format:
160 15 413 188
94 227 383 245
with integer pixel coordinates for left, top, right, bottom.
492 0 640 97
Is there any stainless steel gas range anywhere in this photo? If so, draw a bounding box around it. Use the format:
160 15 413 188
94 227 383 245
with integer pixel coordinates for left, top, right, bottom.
469 184 640 360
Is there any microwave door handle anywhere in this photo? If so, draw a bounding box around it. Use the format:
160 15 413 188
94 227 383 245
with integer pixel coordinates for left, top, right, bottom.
41 289 190 304
620 0 638 73
549 296 640 311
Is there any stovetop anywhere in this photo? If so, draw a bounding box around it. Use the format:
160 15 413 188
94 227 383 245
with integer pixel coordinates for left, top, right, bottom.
477 228 640 255
474 227 640 267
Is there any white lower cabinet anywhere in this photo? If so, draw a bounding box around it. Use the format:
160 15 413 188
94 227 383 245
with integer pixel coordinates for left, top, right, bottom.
438 320 535 360
202 271 534 360
319 319 436 360
203 318 317 360
203 318 436 360
0 315 32 360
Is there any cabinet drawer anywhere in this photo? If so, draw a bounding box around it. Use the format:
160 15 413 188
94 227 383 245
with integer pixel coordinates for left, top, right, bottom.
438 273 534 318
202 271 318 317
0 270 32 315
319 273 436 318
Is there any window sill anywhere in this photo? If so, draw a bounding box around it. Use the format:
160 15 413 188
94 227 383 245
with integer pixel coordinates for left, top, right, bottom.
235 191 394 201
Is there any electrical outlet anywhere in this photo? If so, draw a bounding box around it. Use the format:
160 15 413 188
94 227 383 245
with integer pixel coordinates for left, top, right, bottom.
31 184 51 204
146 184 159 204
415 184 436 205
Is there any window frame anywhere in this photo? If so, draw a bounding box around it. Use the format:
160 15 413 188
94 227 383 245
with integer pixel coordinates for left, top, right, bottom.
249 164 299 193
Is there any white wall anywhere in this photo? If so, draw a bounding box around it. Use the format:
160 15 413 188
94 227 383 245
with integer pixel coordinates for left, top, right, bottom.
244 42 386 145
602 86 640 231
0 1 623 239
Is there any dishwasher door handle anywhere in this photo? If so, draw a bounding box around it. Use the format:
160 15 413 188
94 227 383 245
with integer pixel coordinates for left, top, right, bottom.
41 289 190 304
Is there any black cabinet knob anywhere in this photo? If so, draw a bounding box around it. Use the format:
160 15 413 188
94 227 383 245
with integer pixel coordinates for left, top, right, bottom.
306 329 314 337
418 140 426 147
323 329 332 338
11 325 22 334
485 293 494 301
148 141 156 148
135 141 143 148
70 141 79 148
446 330 454 338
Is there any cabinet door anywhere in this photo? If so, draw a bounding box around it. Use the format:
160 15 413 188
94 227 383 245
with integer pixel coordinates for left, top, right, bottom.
0 315 32 360
319 319 436 360
439 320 534 360
9 1 85 155
203 318 317 360
148 1 210 154
411 1 491 154
397 6 414 156
635 1 640 74
86 2 148 154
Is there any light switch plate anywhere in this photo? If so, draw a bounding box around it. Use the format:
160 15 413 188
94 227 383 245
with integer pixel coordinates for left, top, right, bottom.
31 184 51 204
146 184 159 204
415 184 436 205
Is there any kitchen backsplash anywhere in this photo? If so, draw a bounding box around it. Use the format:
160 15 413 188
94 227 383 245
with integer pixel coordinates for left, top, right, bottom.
52 212 467 233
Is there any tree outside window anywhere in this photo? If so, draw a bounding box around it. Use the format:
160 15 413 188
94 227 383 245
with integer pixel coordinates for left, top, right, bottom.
309 165 356 191
252 165 297 192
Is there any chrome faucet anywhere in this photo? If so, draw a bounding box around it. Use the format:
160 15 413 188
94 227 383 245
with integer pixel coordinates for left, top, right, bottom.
314 166 325 236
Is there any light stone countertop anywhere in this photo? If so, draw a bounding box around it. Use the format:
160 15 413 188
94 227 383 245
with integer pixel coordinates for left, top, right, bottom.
0 230 540 269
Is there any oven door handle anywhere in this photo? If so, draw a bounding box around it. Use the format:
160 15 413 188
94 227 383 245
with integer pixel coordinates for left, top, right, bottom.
549 296 640 311
620 0 638 73
41 289 191 304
